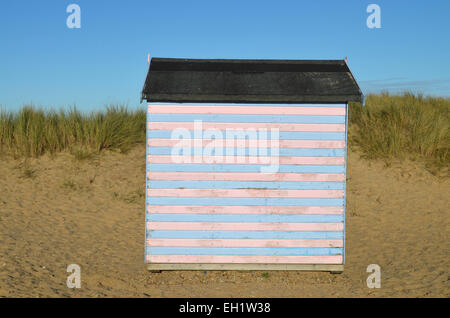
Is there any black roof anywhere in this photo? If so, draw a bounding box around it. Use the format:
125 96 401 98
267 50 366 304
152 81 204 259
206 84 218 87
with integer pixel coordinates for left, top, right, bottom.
141 58 363 104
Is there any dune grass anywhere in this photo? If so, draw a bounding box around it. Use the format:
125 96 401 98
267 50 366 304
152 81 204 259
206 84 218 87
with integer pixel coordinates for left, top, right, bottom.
0 105 146 158
349 93 449 172
1 94 449 172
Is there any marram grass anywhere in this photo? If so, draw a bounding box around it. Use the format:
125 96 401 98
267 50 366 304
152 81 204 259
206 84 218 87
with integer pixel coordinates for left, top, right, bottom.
0 105 146 158
349 93 449 172
0 94 449 172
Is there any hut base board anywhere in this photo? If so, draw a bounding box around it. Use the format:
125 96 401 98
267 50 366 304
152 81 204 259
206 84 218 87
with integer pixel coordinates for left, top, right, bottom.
147 263 344 273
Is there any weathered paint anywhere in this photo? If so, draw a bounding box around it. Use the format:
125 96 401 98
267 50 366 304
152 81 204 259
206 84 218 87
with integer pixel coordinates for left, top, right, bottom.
145 103 347 266
148 155 345 165
147 188 344 198
147 105 346 115
148 139 345 148
148 131 346 140
147 205 344 214
149 230 343 239
147 221 344 231
146 255 343 264
147 114 345 123
148 122 345 131
147 163 346 172
147 172 345 181
147 238 344 248
147 214 344 222
147 181 345 190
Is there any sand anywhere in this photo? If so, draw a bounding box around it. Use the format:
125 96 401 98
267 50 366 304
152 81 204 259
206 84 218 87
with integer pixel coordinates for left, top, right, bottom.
0 146 448 297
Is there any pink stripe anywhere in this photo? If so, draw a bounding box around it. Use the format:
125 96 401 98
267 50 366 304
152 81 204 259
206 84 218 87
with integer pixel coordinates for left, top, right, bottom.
148 138 345 148
147 172 345 182
147 222 343 231
147 238 343 248
148 155 345 165
147 255 343 264
148 122 345 132
147 188 344 198
148 105 345 116
147 205 344 214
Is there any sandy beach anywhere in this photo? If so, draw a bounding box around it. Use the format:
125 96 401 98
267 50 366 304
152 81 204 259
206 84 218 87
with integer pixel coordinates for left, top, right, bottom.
0 146 448 297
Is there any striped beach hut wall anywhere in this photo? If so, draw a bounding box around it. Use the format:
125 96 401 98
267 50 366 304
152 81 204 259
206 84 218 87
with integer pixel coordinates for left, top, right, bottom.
141 58 363 271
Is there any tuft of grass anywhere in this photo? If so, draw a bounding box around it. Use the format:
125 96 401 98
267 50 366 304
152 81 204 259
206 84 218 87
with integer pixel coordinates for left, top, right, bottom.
71 147 96 161
16 160 37 179
0 105 146 158
111 188 145 204
349 92 449 172
261 272 270 279
21 166 36 179
63 179 76 190
122 188 145 204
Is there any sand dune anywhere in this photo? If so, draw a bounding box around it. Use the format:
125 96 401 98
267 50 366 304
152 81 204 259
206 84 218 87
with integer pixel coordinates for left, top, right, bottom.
0 146 448 297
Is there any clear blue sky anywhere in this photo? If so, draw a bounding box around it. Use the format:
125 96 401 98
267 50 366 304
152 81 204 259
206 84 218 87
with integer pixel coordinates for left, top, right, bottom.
1 0 450 111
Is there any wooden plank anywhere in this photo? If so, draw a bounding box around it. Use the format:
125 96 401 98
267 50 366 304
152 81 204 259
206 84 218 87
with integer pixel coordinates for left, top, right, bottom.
147 263 344 272
148 138 345 148
147 205 344 214
147 238 344 248
147 197 344 207
147 221 344 231
148 122 346 132
147 188 344 198
147 172 345 182
147 114 345 124
148 214 343 223
148 105 346 115
148 130 346 140
148 155 346 165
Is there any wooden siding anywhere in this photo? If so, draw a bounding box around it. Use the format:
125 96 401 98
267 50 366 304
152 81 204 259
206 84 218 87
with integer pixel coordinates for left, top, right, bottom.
145 103 347 266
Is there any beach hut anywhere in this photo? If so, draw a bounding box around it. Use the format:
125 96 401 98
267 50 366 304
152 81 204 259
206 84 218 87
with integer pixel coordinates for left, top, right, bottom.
141 58 363 272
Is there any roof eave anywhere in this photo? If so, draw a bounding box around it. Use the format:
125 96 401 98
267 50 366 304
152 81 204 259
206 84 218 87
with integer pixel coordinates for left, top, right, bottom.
143 94 363 104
